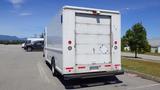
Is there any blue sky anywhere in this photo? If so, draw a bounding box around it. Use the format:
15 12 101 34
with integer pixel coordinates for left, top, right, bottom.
0 0 160 38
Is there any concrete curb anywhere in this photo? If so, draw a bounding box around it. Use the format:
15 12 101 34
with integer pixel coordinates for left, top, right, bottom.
124 69 160 83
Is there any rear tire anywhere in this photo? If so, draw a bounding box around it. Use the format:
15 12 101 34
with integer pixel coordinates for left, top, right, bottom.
27 47 32 52
51 58 57 76
43 50 45 57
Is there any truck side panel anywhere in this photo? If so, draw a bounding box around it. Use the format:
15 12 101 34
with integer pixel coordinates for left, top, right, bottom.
45 13 63 73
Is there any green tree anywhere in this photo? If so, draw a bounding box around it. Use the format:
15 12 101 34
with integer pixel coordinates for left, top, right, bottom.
121 36 128 51
123 23 149 58
121 29 134 52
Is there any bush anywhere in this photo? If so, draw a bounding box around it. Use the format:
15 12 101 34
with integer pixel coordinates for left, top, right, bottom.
0 40 25 45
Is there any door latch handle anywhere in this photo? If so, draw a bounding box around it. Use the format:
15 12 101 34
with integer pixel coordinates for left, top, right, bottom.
93 48 95 54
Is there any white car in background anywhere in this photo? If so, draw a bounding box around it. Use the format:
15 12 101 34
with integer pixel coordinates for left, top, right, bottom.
21 43 25 48
22 38 44 49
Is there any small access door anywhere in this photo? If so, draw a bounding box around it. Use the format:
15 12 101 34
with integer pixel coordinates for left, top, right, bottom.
75 13 111 66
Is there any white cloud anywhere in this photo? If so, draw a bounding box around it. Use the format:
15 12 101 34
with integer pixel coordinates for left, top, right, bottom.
19 12 32 16
125 8 130 10
8 0 25 8
120 7 131 11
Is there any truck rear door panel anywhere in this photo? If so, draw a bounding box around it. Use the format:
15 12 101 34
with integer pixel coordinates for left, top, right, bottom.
75 13 111 66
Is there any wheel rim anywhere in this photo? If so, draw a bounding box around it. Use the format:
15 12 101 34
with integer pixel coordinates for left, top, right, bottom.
52 65 55 74
28 47 31 51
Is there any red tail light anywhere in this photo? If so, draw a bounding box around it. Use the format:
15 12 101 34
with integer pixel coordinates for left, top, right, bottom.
105 64 111 67
78 66 86 69
115 64 120 67
68 40 72 44
114 41 117 44
66 67 73 70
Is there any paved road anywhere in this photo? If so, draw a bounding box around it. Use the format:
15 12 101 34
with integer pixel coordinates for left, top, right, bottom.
122 52 160 61
0 45 160 90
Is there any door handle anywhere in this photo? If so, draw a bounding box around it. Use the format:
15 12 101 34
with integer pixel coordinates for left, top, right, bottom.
93 48 95 54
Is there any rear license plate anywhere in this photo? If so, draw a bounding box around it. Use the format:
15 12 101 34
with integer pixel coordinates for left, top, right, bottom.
90 66 99 70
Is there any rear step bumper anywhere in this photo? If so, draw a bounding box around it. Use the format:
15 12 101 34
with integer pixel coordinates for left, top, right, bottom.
63 70 124 79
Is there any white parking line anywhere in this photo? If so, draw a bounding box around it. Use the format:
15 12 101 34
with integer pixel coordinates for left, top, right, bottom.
37 62 50 83
127 83 160 90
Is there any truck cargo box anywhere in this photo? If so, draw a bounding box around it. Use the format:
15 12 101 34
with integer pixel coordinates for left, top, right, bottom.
44 6 124 79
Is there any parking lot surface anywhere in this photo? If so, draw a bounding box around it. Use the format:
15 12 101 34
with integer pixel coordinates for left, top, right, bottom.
0 45 160 90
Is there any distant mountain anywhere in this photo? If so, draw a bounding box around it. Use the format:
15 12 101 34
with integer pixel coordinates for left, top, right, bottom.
0 35 25 41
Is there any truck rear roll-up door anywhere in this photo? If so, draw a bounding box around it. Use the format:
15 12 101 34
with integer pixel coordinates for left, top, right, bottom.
75 13 111 65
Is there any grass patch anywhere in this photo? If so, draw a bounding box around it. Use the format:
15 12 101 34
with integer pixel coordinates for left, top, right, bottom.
122 58 160 77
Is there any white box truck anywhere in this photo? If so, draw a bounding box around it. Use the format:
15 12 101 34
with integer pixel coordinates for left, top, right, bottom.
44 6 124 79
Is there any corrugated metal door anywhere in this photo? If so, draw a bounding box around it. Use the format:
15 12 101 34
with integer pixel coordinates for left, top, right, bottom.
75 13 111 65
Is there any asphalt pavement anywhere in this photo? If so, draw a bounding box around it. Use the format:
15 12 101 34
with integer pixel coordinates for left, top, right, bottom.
0 45 160 90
